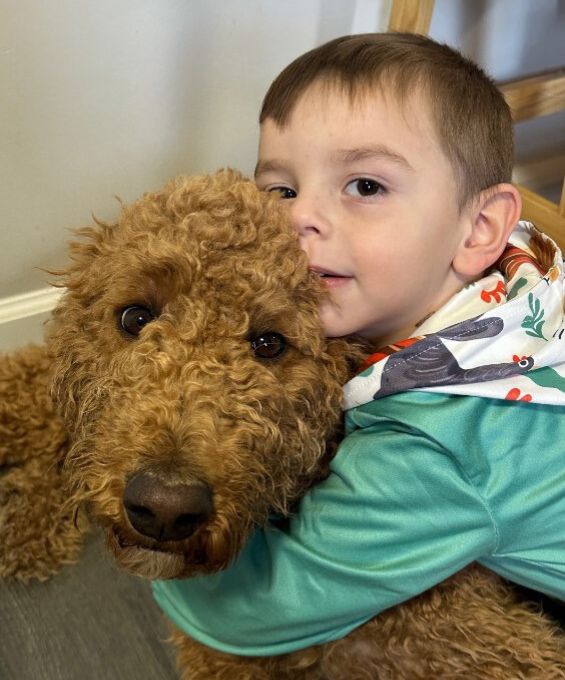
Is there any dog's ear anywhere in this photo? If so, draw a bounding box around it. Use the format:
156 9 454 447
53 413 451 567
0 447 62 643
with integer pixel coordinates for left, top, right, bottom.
306 335 372 494
324 335 373 384
72 217 117 276
45 216 117 296
45 216 121 431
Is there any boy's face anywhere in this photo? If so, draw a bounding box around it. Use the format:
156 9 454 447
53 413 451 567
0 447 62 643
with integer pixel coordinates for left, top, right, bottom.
255 82 472 342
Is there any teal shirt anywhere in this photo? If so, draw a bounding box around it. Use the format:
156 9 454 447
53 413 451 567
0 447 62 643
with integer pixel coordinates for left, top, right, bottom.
152 391 565 656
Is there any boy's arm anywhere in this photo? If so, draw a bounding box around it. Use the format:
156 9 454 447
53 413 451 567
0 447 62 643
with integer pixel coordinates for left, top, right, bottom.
152 427 496 657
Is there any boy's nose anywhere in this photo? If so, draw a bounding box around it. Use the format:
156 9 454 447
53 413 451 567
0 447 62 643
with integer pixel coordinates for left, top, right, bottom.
290 194 329 239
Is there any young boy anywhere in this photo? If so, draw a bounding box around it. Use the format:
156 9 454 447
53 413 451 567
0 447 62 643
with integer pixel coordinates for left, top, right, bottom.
153 33 565 656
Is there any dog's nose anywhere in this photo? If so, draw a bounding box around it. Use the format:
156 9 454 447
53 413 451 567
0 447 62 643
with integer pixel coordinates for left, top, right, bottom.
123 472 213 541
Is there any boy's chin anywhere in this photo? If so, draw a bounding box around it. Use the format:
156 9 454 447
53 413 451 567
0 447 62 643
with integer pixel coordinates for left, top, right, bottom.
320 310 378 342
319 303 355 339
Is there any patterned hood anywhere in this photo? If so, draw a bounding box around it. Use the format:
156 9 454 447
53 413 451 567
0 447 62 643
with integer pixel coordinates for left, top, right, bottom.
343 222 565 410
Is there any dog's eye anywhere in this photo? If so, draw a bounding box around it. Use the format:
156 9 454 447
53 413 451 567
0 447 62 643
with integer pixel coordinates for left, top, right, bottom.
120 306 155 337
250 332 286 359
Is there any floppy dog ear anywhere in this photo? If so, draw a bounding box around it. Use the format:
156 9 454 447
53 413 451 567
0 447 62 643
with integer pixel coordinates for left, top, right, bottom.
44 215 120 433
324 335 373 384
50 216 117 291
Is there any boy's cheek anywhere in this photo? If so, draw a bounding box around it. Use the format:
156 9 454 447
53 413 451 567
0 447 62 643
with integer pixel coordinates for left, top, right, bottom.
296 238 311 260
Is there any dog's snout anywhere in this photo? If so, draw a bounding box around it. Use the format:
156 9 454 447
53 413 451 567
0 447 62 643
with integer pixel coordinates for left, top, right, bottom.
123 472 213 541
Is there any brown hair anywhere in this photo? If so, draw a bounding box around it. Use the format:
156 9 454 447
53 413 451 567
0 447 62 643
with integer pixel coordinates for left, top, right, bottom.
260 33 514 209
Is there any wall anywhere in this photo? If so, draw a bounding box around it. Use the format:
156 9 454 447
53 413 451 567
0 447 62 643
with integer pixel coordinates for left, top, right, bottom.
1 0 563 350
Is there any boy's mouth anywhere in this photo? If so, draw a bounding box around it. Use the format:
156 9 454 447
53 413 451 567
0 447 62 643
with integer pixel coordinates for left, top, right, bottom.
311 266 352 289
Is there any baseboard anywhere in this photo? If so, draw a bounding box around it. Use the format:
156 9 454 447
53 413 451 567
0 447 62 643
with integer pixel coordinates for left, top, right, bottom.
0 287 63 325
0 287 63 351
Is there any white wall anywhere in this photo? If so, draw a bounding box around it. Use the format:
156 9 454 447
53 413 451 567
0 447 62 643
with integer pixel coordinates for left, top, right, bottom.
1 0 563 350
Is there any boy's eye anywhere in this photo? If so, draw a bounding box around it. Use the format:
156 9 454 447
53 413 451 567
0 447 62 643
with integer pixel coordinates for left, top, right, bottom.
345 178 385 198
267 186 297 200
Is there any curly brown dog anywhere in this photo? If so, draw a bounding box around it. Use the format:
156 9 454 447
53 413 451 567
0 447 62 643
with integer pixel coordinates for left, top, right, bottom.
2 170 565 679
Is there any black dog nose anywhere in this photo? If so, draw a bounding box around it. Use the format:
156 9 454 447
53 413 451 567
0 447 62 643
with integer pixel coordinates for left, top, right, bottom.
123 472 213 541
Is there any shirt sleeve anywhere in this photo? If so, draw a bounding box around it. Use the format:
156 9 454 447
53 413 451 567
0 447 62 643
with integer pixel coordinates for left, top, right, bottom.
152 425 497 657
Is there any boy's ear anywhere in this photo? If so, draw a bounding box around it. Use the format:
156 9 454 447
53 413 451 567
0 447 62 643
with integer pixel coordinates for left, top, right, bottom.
453 183 522 277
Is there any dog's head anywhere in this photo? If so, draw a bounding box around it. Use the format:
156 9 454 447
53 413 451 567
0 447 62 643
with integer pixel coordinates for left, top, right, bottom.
48 170 362 579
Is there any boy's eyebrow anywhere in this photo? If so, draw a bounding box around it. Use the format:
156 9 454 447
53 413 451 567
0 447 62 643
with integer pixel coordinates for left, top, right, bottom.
334 146 415 171
254 146 415 178
254 159 287 178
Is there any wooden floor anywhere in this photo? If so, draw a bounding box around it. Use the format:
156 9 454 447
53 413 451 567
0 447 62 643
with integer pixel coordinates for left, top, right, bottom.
1 531 177 679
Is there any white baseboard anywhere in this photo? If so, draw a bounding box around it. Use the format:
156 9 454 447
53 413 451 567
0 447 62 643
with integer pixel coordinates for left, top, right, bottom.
0 287 64 351
0 287 63 325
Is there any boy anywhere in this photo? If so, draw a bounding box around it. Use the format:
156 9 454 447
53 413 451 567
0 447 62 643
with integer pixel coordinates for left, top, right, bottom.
153 33 565 655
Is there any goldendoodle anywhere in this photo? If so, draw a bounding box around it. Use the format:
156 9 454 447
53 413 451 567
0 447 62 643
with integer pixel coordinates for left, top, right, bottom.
1 170 565 678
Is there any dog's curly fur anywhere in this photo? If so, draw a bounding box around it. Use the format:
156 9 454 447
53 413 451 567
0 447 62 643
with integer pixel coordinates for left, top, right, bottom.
2 170 565 678
0 345 84 580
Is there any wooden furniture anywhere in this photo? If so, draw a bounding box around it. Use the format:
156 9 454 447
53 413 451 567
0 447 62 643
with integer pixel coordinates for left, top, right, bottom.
388 0 565 251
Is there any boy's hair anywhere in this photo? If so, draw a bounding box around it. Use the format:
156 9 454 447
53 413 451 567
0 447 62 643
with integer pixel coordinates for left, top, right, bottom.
260 33 514 209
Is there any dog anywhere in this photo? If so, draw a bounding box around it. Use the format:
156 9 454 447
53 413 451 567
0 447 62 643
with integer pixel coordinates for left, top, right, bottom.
2 170 565 678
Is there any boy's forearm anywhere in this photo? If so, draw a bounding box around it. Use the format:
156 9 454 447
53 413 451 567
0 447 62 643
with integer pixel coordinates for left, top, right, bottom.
152 430 494 656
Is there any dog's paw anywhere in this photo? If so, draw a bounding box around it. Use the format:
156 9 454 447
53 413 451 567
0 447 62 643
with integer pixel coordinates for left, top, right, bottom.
0 460 86 582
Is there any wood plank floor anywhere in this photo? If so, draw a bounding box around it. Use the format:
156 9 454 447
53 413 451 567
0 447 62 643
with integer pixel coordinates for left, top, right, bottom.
1 531 177 679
